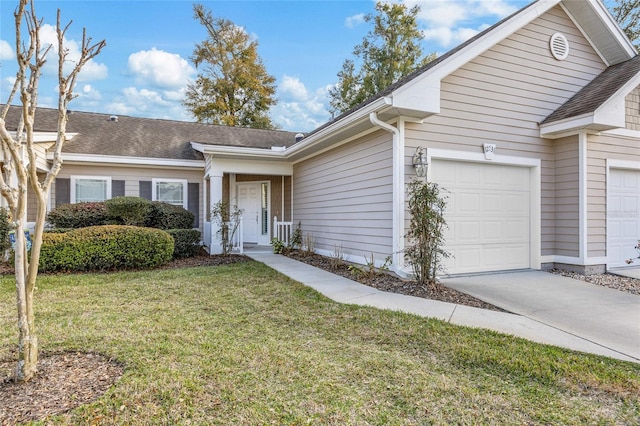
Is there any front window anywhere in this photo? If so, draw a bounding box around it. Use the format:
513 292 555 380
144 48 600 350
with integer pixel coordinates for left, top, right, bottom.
153 179 188 208
261 182 268 235
71 176 111 203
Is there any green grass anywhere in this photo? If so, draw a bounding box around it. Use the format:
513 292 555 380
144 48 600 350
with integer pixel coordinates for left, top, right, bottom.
1 261 639 425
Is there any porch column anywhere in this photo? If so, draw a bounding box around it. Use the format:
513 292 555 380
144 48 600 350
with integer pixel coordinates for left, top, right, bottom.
209 171 224 255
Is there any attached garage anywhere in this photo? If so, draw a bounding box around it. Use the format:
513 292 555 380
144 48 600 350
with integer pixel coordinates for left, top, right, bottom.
607 168 640 268
431 159 534 275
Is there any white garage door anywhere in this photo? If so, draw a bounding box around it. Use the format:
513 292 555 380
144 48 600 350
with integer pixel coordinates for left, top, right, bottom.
608 169 640 268
432 160 531 275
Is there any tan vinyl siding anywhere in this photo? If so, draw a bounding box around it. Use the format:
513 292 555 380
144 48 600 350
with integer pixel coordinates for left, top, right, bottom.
588 132 640 257
55 164 205 229
626 85 640 131
293 130 393 262
26 173 47 222
405 5 605 259
553 136 579 257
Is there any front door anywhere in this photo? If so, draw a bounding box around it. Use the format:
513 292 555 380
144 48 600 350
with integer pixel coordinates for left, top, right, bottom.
236 182 269 245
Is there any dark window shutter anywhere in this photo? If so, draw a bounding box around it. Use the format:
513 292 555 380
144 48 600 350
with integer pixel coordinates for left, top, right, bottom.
55 178 70 206
112 180 125 197
139 181 152 200
188 182 200 227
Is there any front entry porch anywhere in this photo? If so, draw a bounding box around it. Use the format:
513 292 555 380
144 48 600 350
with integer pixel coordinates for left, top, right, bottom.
203 172 293 254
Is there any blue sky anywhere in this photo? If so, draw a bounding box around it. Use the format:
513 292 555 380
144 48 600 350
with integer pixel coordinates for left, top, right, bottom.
1 0 530 131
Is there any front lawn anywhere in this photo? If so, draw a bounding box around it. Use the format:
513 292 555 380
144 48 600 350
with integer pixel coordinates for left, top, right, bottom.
1 261 638 424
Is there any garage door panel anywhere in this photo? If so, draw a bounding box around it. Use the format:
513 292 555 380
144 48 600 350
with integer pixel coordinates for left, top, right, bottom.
608 169 640 268
443 244 530 274
433 160 531 274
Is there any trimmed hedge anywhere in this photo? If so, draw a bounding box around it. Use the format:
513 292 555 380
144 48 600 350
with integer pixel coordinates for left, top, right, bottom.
166 229 201 258
46 202 110 229
39 225 174 272
105 197 154 227
150 202 194 230
105 197 194 230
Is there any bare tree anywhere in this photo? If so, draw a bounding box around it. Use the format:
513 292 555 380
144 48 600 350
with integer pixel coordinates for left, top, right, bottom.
0 0 105 382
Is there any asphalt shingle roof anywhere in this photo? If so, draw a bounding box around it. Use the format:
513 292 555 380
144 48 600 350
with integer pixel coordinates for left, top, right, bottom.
541 54 640 125
3 106 299 161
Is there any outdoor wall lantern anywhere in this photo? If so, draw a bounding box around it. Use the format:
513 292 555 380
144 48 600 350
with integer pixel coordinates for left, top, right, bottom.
412 147 428 177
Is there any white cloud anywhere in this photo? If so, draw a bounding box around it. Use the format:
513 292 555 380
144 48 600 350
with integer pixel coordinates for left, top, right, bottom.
106 86 191 121
403 0 521 48
128 48 194 90
345 13 366 29
422 26 481 46
0 39 14 61
38 24 108 80
280 75 309 101
272 75 331 131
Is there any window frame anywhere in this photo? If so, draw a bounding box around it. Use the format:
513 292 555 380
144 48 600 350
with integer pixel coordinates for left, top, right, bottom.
152 178 188 209
70 176 112 203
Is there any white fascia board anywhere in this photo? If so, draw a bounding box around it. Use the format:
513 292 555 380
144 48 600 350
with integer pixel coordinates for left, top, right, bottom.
284 97 390 158
539 114 600 137
209 157 292 176
583 0 637 60
391 79 441 116
52 152 204 169
409 0 559 85
190 142 287 159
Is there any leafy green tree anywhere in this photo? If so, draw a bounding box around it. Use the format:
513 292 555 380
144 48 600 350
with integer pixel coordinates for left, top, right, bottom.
329 2 436 115
607 0 640 47
183 4 277 129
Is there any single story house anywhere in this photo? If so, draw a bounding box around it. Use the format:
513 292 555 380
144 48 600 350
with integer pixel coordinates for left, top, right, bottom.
4 0 640 276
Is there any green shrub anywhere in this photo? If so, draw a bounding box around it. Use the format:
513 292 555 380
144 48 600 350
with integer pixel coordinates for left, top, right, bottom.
0 208 11 254
149 202 195 230
166 229 201 258
105 197 194 230
105 197 155 227
44 228 74 234
39 225 173 272
46 202 110 229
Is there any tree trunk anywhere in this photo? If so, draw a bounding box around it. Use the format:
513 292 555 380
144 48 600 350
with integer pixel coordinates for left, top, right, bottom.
13 220 38 382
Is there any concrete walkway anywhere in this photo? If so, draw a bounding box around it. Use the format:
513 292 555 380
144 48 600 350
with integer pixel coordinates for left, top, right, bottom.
246 251 640 364
443 271 640 363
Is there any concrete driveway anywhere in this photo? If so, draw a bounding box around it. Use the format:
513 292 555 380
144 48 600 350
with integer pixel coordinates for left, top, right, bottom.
441 270 640 362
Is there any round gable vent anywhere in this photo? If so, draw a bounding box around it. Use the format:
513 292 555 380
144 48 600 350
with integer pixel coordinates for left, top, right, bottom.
550 33 569 61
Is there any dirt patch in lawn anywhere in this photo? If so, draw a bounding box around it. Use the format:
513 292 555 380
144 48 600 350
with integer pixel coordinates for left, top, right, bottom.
0 351 124 425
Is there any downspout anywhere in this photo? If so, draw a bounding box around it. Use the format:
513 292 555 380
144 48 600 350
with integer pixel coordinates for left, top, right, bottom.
369 112 405 276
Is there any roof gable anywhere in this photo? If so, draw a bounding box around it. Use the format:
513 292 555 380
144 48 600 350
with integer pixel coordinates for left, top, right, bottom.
302 0 636 150
540 55 640 137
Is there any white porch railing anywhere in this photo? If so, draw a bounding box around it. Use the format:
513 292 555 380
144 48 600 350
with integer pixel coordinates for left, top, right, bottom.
273 216 293 245
203 217 243 254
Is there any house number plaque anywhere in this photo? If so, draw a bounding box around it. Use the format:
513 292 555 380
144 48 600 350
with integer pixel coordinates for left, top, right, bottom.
483 143 496 160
